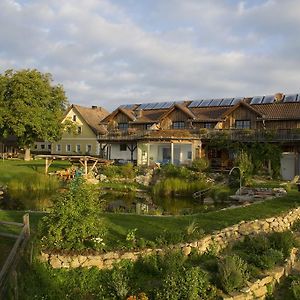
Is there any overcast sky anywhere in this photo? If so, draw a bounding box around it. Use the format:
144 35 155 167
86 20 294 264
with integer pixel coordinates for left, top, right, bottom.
0 0 300 111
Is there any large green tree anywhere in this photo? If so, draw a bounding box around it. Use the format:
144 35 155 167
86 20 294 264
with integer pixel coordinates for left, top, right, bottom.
0 69 68 160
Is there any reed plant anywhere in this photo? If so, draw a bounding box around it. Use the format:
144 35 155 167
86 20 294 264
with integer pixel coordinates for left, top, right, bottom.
153 177 209 196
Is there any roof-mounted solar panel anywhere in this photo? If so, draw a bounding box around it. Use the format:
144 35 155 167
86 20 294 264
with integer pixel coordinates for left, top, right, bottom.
220 98 234 106
188 101 201 108
120 104 135 109
139 103 151 109
161 102 174 109
250 96 264 105
262 95 275 104
284 94 298 103
198 99 213 107
231 97 243 106
209 99 223 107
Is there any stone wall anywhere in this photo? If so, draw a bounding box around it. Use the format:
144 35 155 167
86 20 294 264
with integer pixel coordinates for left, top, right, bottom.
222 248 298 300
40 207 300 270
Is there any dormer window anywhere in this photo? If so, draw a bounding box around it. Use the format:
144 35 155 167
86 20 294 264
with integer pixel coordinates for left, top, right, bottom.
118 123 129 131
172 121 185 129
235 120 251 129
73 115 77 122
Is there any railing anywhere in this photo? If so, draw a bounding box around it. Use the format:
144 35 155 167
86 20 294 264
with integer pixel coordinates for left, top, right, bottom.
98 128 300 142
0 214 30 298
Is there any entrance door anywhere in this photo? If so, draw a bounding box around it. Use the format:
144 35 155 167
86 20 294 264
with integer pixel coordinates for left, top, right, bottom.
162 147 171 164
281 153 296 180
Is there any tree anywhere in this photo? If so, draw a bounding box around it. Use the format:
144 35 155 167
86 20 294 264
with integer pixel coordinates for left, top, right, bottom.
0 69 67 160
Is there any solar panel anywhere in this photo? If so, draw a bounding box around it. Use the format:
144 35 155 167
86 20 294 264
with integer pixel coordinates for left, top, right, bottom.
262 95 274 104
284 94 298 103
154 102 164 109
198 99 213 107
188 101 202 108
120 104 135 109
160 102 172 109
250 96 264 105
220 98 233 106
231 98 243 106
209 99 222 107
139 103 151 109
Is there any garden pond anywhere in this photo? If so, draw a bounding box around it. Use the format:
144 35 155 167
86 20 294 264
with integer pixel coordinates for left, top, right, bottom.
0 187 236 215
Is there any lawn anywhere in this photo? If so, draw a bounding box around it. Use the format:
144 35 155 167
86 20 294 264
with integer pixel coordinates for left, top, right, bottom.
1 190 300 250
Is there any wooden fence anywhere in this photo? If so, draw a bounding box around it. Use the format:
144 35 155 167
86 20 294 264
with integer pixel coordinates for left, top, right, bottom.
0 214 30 298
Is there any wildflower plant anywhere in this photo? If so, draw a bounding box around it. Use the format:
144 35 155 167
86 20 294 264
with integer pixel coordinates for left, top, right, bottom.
38 176 106 251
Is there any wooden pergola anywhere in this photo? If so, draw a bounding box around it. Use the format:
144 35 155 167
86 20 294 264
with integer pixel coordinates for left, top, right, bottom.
35 155 110 176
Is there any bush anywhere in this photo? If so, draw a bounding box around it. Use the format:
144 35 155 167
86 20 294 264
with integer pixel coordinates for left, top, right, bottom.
291 279 300 300
190 158 209 172
38 176 106 251
269 231 296 257
160 164 193 179
209 185 232 202
218 255 249 293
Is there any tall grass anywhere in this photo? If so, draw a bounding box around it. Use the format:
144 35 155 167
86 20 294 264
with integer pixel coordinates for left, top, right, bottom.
153 178 209 196
4 173 60 192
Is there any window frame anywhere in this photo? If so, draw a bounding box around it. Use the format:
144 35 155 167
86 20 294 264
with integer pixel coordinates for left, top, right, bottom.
235 120 251 129
172 121 185 129
120 144 127 151
118 123 129 131
66 144 71 152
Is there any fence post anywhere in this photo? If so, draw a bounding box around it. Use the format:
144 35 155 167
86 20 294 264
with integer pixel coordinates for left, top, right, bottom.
23 214 30 238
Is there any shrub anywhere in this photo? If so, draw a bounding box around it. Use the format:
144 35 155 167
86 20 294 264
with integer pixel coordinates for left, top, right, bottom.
120 163 137 179
235 150 253 184
209 185 231 202
160 164 193 179
190 158 209 172
269 231 296 257
38 176 106 251
291 279 300 300
251 249 283 270
218 255 249 293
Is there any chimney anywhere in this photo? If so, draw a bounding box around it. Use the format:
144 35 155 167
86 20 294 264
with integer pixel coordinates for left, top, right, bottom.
274 93 284 102
92 105 98 109
135 109 143 118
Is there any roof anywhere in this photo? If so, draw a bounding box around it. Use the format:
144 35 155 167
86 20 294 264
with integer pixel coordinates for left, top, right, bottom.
253 102 300 120
72 105 109 134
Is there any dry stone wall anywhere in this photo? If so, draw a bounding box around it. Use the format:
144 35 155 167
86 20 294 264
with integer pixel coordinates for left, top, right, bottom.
40 207 300 270
222 248 298 300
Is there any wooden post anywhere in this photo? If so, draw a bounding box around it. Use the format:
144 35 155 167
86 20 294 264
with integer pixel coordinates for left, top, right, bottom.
84 158 88 177
45 157 49 174
23 214 30 238
171 142 174 165
147 143 150 166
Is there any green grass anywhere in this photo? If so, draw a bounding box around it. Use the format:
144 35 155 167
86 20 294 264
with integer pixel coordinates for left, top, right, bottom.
1 190 300 250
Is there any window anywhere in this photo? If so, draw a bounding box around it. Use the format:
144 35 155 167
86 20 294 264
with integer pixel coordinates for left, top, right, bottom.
56 144 61 152
73 115 77 122
86 144 92 153
120 144 127 151
41 144 45 150
77 126 82 134
118 123 129 131
144 124 153 130
66 144 71 152
34 144 37 149
48 144 51 150
76 144 81 153
204 123 213 129
187 151 192 159
235 120 251 129
172 121 185 129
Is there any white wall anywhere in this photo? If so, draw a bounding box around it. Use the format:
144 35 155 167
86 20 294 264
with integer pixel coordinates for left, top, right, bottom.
110 144 137 161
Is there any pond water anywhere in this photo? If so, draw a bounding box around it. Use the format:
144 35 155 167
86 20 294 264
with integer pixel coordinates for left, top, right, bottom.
0 187 233 215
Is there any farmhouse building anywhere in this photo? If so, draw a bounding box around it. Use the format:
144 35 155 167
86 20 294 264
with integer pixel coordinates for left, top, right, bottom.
97 93 300 180
51 104 109 156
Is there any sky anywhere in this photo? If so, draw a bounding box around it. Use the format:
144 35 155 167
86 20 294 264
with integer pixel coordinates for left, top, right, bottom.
0 0 300 111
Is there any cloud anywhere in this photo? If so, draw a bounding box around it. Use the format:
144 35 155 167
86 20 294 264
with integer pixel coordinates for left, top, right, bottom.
0 0 300 111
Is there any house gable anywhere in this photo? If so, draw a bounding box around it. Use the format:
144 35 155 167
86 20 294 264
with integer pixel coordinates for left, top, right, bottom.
222 102 262 129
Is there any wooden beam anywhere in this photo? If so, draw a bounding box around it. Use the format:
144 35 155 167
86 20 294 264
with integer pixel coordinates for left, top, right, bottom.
90 160 99 172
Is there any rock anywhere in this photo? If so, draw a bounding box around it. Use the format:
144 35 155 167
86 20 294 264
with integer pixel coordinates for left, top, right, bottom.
253 286 267 298
203 197 214 204
182 246 192 256
120 252 137 260
50 256 62 268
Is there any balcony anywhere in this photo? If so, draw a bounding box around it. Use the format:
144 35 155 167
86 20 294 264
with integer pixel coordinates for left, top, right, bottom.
97 128 300 143
202 129 300 142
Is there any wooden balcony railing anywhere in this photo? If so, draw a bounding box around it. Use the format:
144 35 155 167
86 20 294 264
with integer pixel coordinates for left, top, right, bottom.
97 129 300 142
